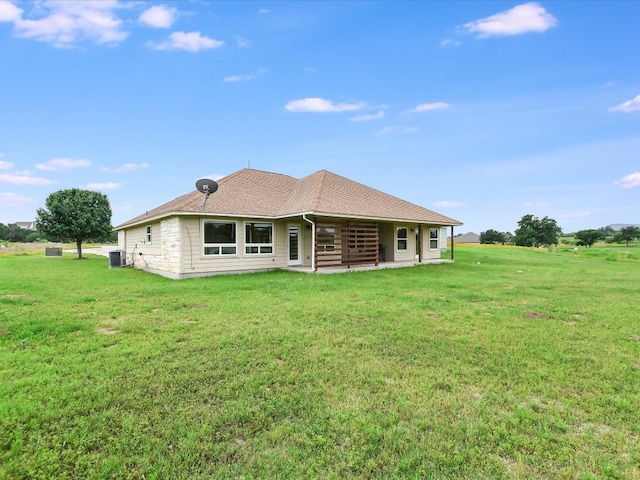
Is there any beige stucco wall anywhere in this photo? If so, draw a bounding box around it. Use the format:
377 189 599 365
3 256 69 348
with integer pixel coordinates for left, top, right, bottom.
421 225 444 260
392 223 415 262
176 217 289 278
378 223 395 262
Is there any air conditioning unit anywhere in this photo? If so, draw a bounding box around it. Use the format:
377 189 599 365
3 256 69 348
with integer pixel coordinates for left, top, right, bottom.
109 250 126 268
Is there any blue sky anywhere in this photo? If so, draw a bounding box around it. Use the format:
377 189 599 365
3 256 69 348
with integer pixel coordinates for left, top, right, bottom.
1 1 638 234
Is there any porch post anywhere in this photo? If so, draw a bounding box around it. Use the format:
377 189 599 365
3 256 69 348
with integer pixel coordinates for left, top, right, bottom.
450 226 455 261
313 223 317 272
418 224 423 263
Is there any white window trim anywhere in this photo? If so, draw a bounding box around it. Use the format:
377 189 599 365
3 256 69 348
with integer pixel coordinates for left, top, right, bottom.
396 226 408 252
145 225 152 244
429 228 439 250
244 221 275 255
203 220 238 256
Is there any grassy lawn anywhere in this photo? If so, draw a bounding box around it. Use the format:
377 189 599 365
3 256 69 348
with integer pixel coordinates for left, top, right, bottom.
1 245 638 479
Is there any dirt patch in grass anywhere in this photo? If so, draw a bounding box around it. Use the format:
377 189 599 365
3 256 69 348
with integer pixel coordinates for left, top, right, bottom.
183 303 207 310
97 328 119 335
523 311 545 319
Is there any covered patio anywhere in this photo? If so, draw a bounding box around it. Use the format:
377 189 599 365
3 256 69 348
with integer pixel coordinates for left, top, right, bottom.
287 257 454 274
302 218 457 272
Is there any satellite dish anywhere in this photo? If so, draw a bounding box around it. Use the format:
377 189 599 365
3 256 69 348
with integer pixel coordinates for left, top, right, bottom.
196 178 218 195
195 178 218 207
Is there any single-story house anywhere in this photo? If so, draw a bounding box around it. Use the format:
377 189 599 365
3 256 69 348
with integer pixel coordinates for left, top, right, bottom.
16 221 36 230
450 232 480 244
114 168 463 279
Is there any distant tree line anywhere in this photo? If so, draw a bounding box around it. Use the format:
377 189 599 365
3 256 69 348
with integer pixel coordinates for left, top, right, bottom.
0 223 43 242
0 221 117 244
479 216 640 248
569 226 640 248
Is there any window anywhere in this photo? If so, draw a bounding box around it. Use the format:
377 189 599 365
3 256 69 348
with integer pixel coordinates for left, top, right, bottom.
397 227 408 251
203 221 237 255
145 225 152 244
317 226 336 252
245 222 273 254
429 228 439 250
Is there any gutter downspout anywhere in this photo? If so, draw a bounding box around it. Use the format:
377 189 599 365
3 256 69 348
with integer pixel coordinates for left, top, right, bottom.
302 214 316 271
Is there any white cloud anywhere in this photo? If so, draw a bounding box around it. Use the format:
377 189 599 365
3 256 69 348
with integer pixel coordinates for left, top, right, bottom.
349 111 384 122
203 173 225 181
433 200 464 208
150 31 224 52
463 2 557 38
0 173 54 186
10 0 128 47
377 126 419 135
609 94 640 113
0 1 22 22
614 172 640 188
0 160 14 170
559 211 591 219
258 8 270 14
411 102 451 113
523 201 550 208
224 68 266 83
285 98 366 113
440 38 461 47
100 162 149 173
36 157 91 171
236 37 250 47
0 192 34 207
224 74 256 83
85 182 122 190
139 5 177 29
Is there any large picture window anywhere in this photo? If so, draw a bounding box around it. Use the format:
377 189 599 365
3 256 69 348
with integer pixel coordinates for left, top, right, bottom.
245 222 273 254
397 227 408 251
429 228 439 250
203 221 237 255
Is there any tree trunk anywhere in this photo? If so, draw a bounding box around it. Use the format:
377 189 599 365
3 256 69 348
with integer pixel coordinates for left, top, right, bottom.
76 238 83 259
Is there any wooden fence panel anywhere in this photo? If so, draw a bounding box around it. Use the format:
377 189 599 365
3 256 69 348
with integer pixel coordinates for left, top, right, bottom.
315 221 379 269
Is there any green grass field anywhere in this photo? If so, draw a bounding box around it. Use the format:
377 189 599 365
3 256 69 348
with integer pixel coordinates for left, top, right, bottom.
1 245 638 479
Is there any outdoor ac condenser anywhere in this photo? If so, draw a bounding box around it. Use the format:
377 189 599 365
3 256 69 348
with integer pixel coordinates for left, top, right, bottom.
108 250 126 268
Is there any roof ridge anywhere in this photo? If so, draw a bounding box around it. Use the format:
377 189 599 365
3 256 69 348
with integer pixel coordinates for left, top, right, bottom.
310 169 328 211
242 168 297 180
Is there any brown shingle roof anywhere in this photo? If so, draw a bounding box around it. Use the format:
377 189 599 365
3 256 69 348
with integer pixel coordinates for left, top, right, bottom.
116 168 462 228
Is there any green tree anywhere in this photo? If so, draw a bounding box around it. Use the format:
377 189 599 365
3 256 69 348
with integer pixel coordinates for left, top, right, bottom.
574 229 605 248
601 225 616 236
36 188 113 259
613 226 640 246
0 223 9 241
6 223 32 242
513 214 562 247
480 229 506 244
